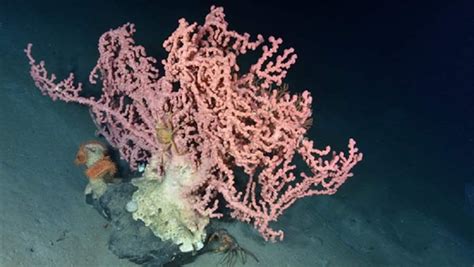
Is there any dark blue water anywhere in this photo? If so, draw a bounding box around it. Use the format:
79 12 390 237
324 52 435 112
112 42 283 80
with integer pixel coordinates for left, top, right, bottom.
1 0 472 266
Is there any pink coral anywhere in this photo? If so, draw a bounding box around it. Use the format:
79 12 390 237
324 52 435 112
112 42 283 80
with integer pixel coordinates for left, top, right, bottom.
25 6 362 241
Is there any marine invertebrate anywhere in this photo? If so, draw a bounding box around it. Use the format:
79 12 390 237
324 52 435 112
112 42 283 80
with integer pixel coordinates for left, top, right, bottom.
130 154 209 252
26 6 362 244
84 156 117 181
155 113 181 155
75 141 117 198
206 229 258 267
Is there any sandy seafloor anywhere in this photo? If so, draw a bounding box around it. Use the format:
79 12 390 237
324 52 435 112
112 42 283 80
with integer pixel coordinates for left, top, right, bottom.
1 0 473 266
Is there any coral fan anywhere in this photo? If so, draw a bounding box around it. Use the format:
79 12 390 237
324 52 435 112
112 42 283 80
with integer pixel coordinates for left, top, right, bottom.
26 6 362 243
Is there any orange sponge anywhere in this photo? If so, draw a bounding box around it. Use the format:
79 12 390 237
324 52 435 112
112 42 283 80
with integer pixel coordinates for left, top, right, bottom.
85 156 117 180
74 141 117 180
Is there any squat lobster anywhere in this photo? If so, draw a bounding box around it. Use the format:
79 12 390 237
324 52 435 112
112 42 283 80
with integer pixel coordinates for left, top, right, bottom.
155 113 182 155
154 113 188 173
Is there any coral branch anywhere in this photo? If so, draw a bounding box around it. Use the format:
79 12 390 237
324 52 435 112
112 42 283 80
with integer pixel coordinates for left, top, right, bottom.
25 6 362 241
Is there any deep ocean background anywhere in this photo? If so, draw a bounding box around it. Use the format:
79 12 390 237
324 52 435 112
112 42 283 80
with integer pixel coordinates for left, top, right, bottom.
1 0 473 266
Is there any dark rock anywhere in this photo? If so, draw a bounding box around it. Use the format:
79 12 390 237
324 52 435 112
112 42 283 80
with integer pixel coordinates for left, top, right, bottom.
86 182 197 266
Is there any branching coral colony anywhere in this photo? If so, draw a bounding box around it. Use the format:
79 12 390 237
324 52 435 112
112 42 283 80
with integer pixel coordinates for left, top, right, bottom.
25 6 362 252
